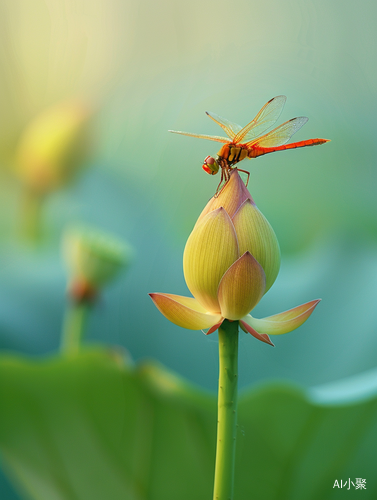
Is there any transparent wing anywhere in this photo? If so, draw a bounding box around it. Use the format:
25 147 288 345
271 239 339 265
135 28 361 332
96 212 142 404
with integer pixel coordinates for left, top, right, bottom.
205 111 243 139
233 95 287 144
248 117 309 148
169 130 230 144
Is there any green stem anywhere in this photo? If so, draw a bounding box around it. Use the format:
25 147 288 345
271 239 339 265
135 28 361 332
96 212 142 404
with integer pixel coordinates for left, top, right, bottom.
60 300 90 356
213 320 239 500
20 188 44 244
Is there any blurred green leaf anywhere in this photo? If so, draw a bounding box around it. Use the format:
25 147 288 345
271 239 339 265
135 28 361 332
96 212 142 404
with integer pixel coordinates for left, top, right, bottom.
0 349 215 500
237 383 377 500
1 349 377 500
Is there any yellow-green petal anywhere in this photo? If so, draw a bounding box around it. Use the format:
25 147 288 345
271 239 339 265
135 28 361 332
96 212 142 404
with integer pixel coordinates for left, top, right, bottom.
242 299 321 335
15 102 90 194
183 207 239 313
232 199 280 293
217 252 266 320
149 293 222 330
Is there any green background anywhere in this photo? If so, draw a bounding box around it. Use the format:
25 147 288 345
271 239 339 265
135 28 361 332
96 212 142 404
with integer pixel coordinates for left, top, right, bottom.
0 0 376 498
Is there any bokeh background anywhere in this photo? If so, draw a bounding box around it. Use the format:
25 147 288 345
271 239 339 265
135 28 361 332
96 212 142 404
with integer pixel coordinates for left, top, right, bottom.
0 0 376 498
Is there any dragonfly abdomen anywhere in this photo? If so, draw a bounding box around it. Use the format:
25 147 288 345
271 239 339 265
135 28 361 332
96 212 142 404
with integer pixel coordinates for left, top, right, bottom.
248 138 329 158
247 146 265 159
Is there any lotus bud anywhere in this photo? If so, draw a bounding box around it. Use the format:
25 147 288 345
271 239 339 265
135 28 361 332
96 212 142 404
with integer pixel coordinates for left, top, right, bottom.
15 101 91 195
63 227 131 302
150 170 320 345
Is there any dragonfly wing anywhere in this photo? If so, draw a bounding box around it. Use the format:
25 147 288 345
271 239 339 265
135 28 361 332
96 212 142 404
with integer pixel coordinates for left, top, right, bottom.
205 111 243 139
169 130 230 144
233 95 287 144
248 117 309 148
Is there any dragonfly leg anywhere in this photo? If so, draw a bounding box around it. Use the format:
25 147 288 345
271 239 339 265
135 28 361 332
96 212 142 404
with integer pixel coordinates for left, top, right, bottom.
237 168 250 187
214 169 224 197
214 159 236 197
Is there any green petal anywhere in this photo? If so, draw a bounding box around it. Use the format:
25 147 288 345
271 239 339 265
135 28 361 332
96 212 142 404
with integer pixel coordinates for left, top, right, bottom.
232 199 280 293
183 208 239 313
149 293 222 330
63 226 129 289
217 252 266 320
242 299 321 335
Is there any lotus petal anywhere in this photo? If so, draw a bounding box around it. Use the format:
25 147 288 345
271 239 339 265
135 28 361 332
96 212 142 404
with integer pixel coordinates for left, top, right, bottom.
243 299 321 335
218 252 265 320
239 319 274 346
204 321 224 335
183 207 239 313
196 170 254 226
16 102 90 193
232 199 280 292
149 293 222 330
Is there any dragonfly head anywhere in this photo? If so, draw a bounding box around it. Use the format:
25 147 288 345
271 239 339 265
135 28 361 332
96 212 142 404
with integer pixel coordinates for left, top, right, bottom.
202 156 219 175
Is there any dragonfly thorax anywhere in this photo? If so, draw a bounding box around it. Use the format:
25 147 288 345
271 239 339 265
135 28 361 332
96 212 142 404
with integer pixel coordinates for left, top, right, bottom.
218 144 249 165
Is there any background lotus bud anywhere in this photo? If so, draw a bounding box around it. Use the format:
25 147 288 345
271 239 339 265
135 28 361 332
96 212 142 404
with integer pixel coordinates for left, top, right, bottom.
15 101 91 195
63 226 131 302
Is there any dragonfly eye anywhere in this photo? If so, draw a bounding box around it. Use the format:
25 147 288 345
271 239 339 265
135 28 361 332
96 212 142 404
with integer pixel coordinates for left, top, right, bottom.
202 156 219 175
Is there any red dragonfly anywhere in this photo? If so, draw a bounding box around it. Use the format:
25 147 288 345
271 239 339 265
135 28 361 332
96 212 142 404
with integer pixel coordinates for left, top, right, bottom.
169 95 329 191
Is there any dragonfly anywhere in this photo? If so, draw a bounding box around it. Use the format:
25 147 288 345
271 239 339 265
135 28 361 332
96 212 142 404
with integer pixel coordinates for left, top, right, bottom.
169 95 329 193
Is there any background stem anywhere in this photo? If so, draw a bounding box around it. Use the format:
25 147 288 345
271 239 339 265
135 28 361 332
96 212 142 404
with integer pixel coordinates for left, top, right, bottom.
213 320 239 500
61 300 90 356
20 188 44 244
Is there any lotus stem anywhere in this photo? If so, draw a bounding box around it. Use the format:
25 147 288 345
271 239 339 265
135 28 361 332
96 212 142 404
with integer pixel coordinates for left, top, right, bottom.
20 188 44 244
213 319 239 500
60 300 90 356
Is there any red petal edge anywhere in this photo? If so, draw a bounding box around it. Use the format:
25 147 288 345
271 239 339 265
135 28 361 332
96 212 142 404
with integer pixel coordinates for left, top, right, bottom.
239 320 275 347
203 321 224 335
